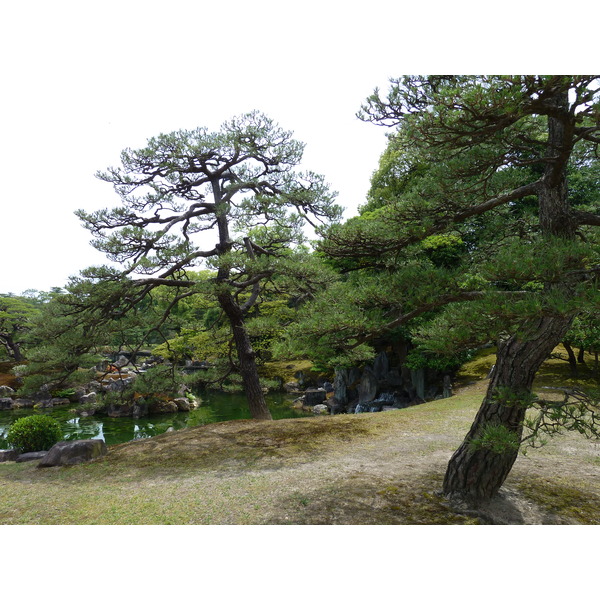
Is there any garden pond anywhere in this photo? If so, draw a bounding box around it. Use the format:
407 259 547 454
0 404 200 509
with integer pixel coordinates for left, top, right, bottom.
0 391 312 449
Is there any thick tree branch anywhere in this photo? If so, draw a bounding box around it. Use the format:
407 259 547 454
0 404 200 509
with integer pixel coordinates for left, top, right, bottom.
573 210 600 227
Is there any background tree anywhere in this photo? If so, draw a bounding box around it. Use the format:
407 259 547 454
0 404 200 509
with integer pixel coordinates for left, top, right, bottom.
0 294 42 362
289 76 600 501
73 111 340 419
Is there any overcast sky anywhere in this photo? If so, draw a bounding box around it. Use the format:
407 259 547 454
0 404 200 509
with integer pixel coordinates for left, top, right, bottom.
1 1 594 295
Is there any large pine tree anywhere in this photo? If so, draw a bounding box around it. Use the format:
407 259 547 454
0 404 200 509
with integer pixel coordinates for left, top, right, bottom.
309 76 600 500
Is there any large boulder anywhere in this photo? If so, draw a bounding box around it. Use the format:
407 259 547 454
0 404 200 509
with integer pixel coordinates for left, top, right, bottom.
283 381 300 393
37 439 107 468
0 385 15 396
0 398 13 410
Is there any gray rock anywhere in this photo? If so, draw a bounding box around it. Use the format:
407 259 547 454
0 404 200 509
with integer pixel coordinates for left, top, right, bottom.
114 355 130 368
173 397 191 412
0 385 15 396
0 398 13 410
33 399 54 408
0 449 19 462
79 392 97 403
51 397 71 406
312 404 330 415
148 400 178 414
11 398 34 408
373 351 389 380
37 439 107 468
358 367 378 403
132 403 148 419
32 385 52 402
283 381 300 393
16 451 48 462
303 388 327 406
107 403 134 417
333 370 348 403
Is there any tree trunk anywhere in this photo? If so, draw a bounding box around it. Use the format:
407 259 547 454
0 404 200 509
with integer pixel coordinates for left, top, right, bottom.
211 181 272 420
443 315 572 500
0 335 24 362
444 87 577 501
563 341 578 377
218 292 273 420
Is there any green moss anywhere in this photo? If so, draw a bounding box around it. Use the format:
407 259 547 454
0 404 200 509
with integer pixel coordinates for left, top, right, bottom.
258 359 318 383
518 477 600 524
374 477 481 524
455 347 496 384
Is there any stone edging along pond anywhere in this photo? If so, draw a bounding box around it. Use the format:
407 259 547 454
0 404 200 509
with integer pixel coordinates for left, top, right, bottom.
0 438 107 467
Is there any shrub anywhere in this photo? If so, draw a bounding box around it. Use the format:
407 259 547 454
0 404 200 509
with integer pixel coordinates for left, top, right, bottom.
6 415 63 453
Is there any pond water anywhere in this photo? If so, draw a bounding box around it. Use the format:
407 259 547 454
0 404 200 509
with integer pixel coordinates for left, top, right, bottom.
0 391 312 449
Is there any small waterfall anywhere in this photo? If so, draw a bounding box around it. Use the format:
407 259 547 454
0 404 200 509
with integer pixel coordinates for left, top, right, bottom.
355 392 397 414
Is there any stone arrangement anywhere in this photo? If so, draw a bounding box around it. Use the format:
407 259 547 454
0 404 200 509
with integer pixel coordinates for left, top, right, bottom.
288 350 451 415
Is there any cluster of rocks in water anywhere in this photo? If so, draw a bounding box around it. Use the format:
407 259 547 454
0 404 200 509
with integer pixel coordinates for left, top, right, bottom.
286 350 453 416
0 353 198 418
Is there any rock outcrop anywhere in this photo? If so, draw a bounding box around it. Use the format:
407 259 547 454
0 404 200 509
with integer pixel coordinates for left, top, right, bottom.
37 439 108 467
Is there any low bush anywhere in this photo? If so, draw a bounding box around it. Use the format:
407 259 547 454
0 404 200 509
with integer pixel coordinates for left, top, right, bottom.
6 414 63 453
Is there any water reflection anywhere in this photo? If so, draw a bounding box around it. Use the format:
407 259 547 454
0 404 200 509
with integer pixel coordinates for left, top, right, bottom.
0 391 311 448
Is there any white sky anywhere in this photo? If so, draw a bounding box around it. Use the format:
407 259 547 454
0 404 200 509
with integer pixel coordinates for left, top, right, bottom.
1 0 596 296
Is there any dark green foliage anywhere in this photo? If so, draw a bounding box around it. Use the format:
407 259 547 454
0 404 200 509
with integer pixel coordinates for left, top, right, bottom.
131 364 183 399
0 293 41 361
404 347 472 373
468 423 521 455
6 414 63 453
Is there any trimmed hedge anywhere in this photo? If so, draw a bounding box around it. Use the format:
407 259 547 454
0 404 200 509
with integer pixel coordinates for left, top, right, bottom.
6 415 63 453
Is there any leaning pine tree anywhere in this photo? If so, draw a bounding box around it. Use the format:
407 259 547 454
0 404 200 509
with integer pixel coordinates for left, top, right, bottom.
309 76 600 500
75 111 340 420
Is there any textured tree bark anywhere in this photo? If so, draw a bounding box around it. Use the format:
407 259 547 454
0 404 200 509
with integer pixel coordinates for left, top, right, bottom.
443 315 572 499
218 291 273 421
0 335 24 362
